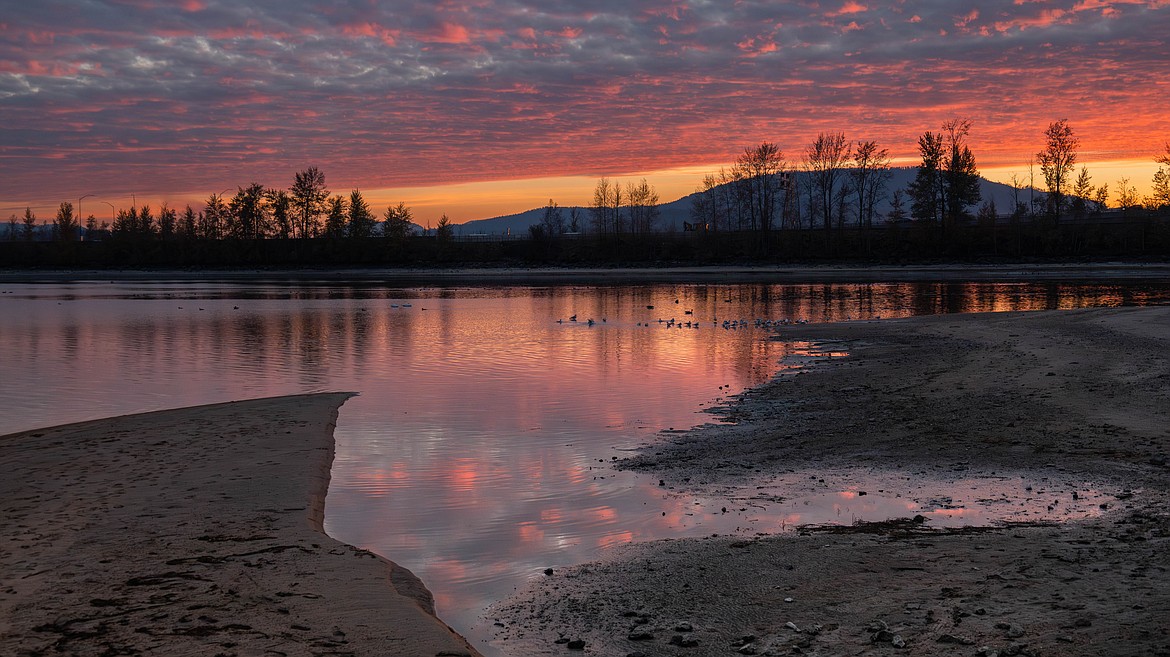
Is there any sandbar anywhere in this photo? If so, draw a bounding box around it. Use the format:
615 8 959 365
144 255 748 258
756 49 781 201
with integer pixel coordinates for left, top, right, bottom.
0 393 482 657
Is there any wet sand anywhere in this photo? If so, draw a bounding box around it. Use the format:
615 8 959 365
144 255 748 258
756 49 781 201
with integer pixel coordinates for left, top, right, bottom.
490 306 1170 656
0 393 481 657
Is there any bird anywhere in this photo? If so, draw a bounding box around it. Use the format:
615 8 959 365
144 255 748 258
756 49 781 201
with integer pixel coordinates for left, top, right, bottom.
569 314 577 322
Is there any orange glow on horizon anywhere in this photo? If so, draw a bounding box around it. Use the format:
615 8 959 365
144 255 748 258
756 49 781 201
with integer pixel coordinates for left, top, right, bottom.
8 158 1162 227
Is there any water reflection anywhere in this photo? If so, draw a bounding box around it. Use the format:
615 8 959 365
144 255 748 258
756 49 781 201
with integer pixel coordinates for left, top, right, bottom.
0 280 1167 655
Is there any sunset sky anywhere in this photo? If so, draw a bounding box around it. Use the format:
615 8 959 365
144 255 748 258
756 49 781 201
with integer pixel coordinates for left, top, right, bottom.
3 0 1168 224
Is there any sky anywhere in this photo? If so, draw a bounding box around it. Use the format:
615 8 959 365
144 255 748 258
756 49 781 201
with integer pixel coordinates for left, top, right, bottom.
2 0 1169 224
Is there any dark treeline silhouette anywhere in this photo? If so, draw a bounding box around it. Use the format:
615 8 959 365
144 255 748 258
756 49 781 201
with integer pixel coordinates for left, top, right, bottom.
5 127 1170 268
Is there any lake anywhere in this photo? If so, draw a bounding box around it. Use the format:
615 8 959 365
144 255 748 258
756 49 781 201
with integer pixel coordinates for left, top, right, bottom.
1 278 1166 654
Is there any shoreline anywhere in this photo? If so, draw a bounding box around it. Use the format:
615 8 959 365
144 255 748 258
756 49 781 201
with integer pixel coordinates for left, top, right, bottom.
2 261 1170 285
0 393 482 657
491 306 1170 656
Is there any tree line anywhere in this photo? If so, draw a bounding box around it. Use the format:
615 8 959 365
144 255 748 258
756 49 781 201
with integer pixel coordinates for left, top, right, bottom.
4 166 429 244
683 121 1170 239
7 122 1170 247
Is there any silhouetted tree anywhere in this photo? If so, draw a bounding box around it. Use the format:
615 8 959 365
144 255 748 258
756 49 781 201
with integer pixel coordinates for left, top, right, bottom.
540 199 565 236
291 166 328 238
179 205 197 239
1151 145 1170 211
435 214 454 242
941 119 981 224
140 205 157 236
909 120 980 227
7 214 18 241
851 140 892 229
804 132 851 231
158 204 177 239
625 180 660 233
908 132 944 223
1038 119 1079 222
266 189 292 239
887 189 907 223
1093 183 1110 214
1116 177 1140 212
230 183 268 239
1149 168 1170 211
383 202 414 240
1071 167 1094 220
568 207 582 233
323 195 347 239
347 189 376 238
735 142 786 232
53 201 78 241
22 208 36 240
590 178 617 236
202 194 228 240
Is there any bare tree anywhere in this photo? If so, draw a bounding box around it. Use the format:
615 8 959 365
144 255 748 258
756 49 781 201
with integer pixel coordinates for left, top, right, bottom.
735 142 787 232
851 140 892 229
804 132 851 231
540 198 565 236
1038 119 1079 222
1116 177 1140 212
630 180 660 233
590 177 615 236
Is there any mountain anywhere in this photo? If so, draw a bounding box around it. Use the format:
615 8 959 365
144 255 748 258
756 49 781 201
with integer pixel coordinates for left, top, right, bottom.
452 168 1033 234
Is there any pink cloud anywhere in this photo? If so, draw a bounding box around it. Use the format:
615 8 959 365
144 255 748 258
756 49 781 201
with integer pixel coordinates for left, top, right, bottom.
828 1 868 17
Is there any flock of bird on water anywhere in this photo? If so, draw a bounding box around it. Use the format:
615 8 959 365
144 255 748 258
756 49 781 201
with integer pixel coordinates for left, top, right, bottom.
556 298 816 329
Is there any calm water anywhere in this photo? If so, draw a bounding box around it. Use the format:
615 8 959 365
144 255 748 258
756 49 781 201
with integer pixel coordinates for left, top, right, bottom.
1 279 1167 654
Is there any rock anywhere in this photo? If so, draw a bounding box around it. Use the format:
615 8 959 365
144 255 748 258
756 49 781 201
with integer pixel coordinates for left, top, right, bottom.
975 647 1000 657
783 597 794 603
674 622 693 632
937 633 974 645
1074 617 1092 627
627 631 654 641
892 634 907 649
867 620 890 632
544 568 554 576
871 630 894 643
737 645 758 655
668 634 699 647
785 621 800 632
730 635 757 647
567 639 586 650
1006 624 1025 638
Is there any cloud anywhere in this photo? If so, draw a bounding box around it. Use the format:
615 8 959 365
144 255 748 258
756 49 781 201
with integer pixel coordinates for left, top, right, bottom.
1 0 1168 212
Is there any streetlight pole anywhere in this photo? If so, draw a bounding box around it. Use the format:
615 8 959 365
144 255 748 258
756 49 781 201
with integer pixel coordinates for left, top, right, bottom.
78 193 94 241
102 201 115 235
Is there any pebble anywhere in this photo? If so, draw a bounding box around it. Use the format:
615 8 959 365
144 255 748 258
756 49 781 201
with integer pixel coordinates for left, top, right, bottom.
668 634 700 647
937 633 975 645
892 634 907 649
785 621 800 632
627 631 654 641
674 622 693 632
567 639 586 650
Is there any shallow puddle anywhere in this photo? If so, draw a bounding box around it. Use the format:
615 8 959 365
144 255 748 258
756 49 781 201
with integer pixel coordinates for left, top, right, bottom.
668 469 1116 536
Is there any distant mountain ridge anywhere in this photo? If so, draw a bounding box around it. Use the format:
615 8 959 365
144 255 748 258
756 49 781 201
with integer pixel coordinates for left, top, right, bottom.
453 168 1031 235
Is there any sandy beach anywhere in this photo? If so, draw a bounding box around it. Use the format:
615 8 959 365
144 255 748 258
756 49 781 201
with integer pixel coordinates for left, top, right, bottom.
0 393 481 657
490 306 1170 656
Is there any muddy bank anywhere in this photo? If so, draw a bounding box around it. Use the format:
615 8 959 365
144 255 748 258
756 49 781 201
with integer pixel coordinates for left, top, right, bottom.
490 307 1170 656
0 394 482 657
